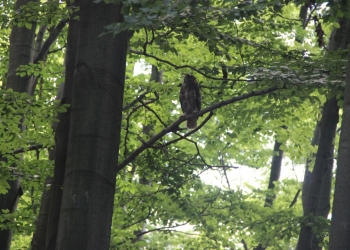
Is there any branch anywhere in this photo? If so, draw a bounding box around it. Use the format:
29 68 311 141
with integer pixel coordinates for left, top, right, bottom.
242 239 249 250
47 45 66 54
121 205 152 230
135 219 192 237
116 84 283 171
28 18 68 95
289 189 301 208
160 112 213 148
12 144 44 154
33 18 68 64
122 90 149 111
129 49 260 82
34 25 47 58
134 191 219 238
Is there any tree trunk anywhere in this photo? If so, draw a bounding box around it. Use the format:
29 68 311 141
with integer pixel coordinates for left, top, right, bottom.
0 0 37 248
264 139 283 207
44 2 79 249
329 43 350 250
301 123 325 250
302 123 321 213
31 177 53 250
5 0 37 93
297 97 339 250
297 17 350 250
55 1 129 249
254 139 284 250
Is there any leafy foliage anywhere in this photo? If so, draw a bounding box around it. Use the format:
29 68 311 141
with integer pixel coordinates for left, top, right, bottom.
1 0 348 249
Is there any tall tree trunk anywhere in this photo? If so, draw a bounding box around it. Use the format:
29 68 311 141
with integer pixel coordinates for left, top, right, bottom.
55 1 129 249
0 0 37 248
31 177 53 250
302 123 321 213
297 17 350 250
297 97 339 250
45 2 79 248
301 123 325 250
329 41 350 250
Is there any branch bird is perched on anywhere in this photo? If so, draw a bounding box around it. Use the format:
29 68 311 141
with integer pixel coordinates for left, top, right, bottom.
180 74 201 129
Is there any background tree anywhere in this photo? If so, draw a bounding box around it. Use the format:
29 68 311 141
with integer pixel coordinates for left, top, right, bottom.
0 0 38 248
1 0 350 249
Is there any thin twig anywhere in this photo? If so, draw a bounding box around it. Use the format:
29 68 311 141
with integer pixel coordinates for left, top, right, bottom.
129 49 260 82
289 189 301 208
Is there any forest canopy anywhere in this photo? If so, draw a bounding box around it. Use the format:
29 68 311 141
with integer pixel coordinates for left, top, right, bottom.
0 0 350 249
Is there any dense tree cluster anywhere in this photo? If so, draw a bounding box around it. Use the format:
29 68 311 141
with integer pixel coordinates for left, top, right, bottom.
0 0 350 249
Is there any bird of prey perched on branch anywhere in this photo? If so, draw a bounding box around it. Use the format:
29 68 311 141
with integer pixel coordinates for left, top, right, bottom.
180 74 201 129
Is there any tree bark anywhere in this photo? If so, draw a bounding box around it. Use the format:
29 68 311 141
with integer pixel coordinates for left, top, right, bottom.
302 123 321 213
55 1 129 249
297 97 339 250
31 177 53 250
301 123 325 250
254 139 284 250
329 43 350 250
264 140 283 207
0 0 37 248
5 0 38 93
297 17 350 250
44 2 79 249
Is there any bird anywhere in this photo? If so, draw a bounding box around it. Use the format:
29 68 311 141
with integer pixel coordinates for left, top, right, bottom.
179 74 201 129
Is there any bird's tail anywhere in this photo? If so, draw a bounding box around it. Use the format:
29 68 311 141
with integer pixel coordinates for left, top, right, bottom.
187 118 197 129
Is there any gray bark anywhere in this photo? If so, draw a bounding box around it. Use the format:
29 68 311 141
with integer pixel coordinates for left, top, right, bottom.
0 0 37 248
297 97 339 250
254 139 284 250
264 140 283 207
329 36 350 250
45 3 78 249
31 177 53 250
302 123 321 212
297 17 350 250
55 1 129 249
5 0 37 92
301 123 324 250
